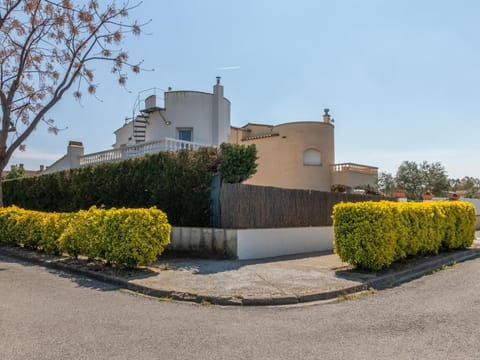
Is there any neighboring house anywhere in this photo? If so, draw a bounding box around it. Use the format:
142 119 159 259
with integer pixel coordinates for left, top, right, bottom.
43 79 377 191
1 163 45 179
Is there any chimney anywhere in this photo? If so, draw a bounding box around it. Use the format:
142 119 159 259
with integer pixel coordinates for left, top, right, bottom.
145 95 156 110
39 165 44 172
212 77 225 146
67 141 84 169
323 108 331 123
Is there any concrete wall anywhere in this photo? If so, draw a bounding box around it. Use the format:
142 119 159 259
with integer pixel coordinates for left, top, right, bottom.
236 227 334 260
168 226 334 260
44 154 69 174
114 122 134 148
232 122 335 192
168 227 237 258
44 142 84 174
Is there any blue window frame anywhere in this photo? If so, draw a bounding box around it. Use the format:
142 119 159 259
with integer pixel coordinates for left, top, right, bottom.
177 128 193 142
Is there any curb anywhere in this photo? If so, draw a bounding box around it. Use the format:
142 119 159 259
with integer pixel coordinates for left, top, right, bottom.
366 249 479 290
1 246 478 306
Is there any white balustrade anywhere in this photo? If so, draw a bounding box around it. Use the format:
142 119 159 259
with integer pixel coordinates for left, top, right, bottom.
330 163 378 175
79 138 207 167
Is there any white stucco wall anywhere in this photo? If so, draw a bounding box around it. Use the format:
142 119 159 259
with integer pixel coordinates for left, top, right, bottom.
236 227 334 260
168 226 335 260
44 155 69 174
44 142 84 174
114 122 134 147
113 84 231 148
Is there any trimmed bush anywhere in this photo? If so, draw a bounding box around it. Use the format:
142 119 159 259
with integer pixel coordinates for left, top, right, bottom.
2 145 258 227
218 143 258 183
59 207 105 260
333 201 476 271
0 206 171 268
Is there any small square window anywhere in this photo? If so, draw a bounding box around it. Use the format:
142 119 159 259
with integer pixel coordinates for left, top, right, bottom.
177 128 193 142
303 149 321 166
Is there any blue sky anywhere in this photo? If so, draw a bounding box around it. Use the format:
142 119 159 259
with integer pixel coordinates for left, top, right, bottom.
10 0 480 178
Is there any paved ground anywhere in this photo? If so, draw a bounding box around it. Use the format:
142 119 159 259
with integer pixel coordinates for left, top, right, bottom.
2 233 480 305
2 252 480 359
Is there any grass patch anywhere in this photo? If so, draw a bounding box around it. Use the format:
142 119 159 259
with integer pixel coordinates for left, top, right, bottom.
425 262 457 276
200 299 213 307
156 296 173 302
336 288 376 302
157 263 171 271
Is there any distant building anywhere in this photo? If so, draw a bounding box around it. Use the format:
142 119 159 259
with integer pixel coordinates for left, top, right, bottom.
2 163 44 179
43 79 377 192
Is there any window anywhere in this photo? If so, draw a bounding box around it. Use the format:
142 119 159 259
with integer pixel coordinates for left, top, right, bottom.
177 128 193 142
303 149 321 166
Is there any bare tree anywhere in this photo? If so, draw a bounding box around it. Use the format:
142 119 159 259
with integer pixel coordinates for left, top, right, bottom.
0 0 145 205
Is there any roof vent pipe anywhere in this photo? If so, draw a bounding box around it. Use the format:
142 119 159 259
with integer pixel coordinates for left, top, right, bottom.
323 108 331 123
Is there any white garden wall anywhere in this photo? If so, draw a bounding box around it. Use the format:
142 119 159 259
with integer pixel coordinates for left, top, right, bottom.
169 226 334 260
236 227 334 260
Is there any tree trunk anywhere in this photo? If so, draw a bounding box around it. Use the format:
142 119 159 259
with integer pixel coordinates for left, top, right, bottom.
0 177 4 207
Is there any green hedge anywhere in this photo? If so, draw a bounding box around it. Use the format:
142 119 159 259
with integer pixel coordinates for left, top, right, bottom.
333 201 476 271
0 206 171 268
2 145 257 227
218 143 257 183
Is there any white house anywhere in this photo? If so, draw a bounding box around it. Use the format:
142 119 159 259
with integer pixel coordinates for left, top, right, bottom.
113 77 230 148
43 78 378 192
45 78 231 173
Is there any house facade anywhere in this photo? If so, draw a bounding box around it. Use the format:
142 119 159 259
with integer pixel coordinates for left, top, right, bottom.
43 79 377 191
229 111 377 192
113 77 230 148
45 78 230 173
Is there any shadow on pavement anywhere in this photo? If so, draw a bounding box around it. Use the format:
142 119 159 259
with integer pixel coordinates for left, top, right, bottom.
49 269 122 291
333 248 480 289
155 250 336 275
0 247 158 292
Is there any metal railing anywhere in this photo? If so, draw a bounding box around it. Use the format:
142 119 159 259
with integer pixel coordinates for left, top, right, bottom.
79 138 207 167
330 163 378 175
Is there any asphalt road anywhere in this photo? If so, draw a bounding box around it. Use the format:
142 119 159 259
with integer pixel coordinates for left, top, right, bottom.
1 254 480 360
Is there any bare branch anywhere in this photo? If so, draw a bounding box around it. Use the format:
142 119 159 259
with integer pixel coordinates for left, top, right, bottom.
0 0 22 29
0 0 146 176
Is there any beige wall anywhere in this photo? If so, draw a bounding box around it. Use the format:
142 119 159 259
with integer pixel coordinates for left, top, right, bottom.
230 122 335 192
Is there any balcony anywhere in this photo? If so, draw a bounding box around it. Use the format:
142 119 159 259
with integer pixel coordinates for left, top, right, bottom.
330 163 378 190
79 138 207 167
330 163 378 175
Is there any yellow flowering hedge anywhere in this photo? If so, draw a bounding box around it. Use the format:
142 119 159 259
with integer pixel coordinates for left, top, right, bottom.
333 201 476 271
0 206 171 268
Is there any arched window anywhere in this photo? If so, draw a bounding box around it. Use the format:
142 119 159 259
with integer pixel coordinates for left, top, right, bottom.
303 149 321 166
